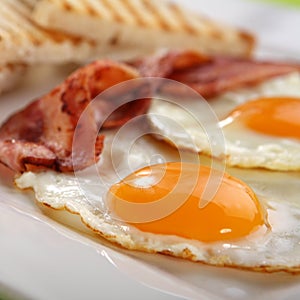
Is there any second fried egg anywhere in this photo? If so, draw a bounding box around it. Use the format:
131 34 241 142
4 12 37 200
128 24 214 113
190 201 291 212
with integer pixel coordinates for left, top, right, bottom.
148 72 300 170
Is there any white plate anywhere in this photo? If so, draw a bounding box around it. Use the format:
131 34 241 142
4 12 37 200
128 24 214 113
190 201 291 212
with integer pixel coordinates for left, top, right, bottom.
1 1 300 299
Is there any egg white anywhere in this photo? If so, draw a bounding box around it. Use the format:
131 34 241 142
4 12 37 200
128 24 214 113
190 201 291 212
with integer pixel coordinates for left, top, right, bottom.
15 130 300 273
148 72 300 170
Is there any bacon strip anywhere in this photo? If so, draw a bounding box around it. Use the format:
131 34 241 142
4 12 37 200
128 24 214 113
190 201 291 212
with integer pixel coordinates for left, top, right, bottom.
135 50 300 98
0 60 150 172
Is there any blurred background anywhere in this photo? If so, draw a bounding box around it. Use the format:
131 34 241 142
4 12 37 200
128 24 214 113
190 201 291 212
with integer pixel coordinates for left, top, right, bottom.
176 0 300 60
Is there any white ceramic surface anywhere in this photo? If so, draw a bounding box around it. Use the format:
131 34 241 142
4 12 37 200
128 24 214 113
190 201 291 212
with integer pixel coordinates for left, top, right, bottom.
1 1 300 300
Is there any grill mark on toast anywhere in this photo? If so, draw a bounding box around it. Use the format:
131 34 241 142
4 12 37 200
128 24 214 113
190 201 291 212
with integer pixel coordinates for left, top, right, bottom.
83 2 98 17
169 3 197 34
101 0 127 22
142 0 172 31
121 0 148 26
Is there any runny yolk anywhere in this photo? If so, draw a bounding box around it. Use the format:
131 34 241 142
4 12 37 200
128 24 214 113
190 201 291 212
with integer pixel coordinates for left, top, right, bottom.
107 162 265 242
225 97 300 139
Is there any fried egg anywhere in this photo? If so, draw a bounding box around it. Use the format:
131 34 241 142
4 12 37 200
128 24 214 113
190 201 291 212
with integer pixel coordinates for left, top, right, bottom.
15 131 300 273
148 72 300 170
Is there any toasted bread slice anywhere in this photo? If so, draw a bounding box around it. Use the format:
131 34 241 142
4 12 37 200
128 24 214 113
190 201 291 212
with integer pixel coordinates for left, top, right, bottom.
32 0 255 58
0 64 26 95
0 0 113 64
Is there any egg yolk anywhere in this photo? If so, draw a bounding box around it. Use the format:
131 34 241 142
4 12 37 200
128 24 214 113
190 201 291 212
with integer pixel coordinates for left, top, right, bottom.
107 162 265 242
225 97 300 139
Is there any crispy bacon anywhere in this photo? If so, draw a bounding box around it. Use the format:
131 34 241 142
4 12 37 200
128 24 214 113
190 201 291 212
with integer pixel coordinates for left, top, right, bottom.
0 60 150 172
135 50 300 98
